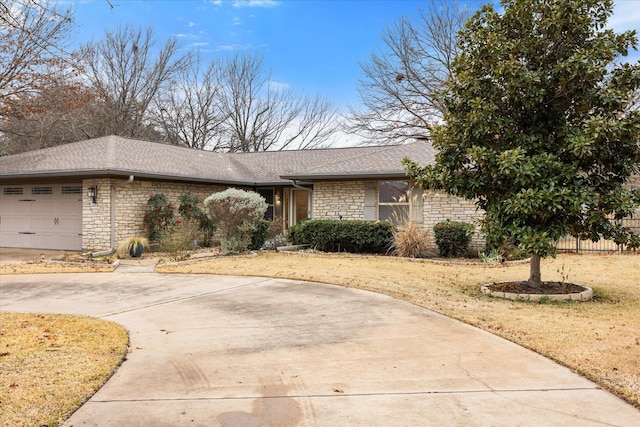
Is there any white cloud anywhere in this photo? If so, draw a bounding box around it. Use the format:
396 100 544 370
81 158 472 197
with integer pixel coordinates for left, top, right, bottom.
233 17 241 25
232 0 279 8
268 81 290 92
188 21 197 28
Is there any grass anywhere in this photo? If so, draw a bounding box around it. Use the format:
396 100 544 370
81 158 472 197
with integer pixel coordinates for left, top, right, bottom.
0 313 128 426
157 252 640 409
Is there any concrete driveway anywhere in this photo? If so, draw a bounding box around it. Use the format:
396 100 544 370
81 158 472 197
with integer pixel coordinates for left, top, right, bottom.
1 271 639 426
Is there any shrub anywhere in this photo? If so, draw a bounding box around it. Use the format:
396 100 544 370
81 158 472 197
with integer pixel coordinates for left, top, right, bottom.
143 193 176 242
288 219 394 253
204 188 267 253
157 219 199 261
178 193 216 247
263 217 287 249
433 221 473 258
249 219 270 250
391 221 431 258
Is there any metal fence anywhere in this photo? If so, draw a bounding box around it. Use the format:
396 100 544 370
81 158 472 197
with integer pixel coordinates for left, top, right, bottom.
555 218 640 254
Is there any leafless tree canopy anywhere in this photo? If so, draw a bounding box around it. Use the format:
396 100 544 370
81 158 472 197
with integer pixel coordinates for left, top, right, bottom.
217 52 339 152
152 56 228 150
80 25 189 140
0 0 75 118
0 82 102 152
1 9 339 153
348 0 471 144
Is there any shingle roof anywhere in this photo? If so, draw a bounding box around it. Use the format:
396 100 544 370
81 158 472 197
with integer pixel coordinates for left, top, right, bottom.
0 135 436 185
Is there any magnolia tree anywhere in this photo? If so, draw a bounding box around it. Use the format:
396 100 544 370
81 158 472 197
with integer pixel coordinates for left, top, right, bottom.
404 0 640 287
204 188 267 253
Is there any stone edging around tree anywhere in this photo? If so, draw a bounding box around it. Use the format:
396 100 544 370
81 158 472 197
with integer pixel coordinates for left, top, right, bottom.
480 282 593 302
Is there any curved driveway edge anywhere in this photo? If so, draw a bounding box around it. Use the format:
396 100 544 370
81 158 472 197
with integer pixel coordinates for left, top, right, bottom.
1 272 639 426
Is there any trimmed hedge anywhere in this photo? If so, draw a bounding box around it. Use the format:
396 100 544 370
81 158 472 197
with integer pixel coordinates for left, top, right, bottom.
433 221 473 257
289 219 394 254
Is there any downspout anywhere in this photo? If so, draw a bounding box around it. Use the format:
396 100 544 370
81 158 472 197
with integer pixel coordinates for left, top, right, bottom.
110 175 135 249
291 180 312 193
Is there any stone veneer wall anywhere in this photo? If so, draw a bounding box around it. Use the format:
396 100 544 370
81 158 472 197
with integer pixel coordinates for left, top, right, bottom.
312 180 486 255
312 181 366 220
82 178 225 252
422 190 485 254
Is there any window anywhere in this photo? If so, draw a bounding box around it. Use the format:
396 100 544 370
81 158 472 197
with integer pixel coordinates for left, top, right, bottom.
257 188 274 220
378 181 409 224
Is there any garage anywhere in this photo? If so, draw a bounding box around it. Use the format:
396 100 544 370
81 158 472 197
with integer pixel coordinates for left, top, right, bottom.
0 184 83 251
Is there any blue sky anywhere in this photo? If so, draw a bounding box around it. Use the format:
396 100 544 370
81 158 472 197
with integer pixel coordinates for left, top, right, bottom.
69 0 640 112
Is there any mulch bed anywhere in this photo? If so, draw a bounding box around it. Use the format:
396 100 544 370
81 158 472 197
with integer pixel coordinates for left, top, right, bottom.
486 281 586 295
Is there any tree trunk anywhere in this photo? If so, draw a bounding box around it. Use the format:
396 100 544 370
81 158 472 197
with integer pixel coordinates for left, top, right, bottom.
528 253 542 288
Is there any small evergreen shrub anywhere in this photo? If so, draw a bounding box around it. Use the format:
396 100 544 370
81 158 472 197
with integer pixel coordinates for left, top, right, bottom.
204 188 267 253
143 193 176 242
433 221 473 258
249 219 270 250
288 219 394 253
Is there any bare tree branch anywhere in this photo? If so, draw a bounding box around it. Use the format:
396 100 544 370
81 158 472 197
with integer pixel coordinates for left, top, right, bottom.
0 0 76 119
152 55 228 150
80 25 189 139
218 52 339 152
347 0 470 144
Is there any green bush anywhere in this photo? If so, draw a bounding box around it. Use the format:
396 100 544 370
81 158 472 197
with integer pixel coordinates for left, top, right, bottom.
204 188 267 253
143 193 176 242
433 221 473 257
288 219 394 254
249 219 270 250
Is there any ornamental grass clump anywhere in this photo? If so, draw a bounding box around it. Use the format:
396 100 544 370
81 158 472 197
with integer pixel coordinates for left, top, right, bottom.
204 188 267 253
391 221 431 258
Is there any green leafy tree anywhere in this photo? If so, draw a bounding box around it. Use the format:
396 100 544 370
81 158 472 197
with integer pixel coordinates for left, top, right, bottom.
404 0 640 287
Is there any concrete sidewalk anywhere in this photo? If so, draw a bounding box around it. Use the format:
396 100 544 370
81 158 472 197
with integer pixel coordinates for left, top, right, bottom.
1 272 639 426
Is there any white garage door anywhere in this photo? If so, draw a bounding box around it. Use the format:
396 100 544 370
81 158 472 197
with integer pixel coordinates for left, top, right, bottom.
0 184 83 250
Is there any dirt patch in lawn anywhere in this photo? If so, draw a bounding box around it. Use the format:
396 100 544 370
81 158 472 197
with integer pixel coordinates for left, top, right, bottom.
0 313 128 426
158 251 640 409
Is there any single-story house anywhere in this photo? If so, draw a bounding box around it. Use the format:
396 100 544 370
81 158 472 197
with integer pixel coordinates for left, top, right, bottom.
0 135 483 252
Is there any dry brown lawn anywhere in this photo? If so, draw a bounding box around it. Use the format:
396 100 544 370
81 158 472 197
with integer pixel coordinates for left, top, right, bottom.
0 313 128 426
158 252 640 408
0 260 116 275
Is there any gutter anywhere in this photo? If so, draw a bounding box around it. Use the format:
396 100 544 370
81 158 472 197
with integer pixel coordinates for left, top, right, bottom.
110 175 135 249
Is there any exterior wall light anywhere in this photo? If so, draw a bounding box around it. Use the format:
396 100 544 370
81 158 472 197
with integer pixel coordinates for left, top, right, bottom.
87 186 98 204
